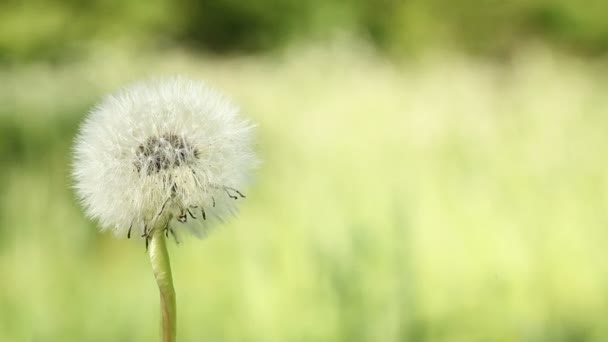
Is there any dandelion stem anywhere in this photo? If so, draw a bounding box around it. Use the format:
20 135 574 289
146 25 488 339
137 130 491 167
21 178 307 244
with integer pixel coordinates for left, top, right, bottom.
148 222 177 342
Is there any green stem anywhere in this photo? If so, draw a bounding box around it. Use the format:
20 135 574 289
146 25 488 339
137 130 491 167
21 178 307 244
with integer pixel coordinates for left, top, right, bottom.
148 224 177 342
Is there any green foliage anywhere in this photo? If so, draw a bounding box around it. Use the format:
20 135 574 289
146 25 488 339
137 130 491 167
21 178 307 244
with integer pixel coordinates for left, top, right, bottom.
2 0 608 63
1 45 608 341
172 0 307 52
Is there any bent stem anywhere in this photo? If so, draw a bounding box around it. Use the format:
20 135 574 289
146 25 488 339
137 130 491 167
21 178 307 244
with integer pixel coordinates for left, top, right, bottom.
148 224 177 342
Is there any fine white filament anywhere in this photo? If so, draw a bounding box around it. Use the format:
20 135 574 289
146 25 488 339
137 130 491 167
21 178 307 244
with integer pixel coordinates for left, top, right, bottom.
73 76 257 241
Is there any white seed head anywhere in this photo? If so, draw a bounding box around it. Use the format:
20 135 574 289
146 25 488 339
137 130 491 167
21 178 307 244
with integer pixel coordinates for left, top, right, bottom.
73 76 257 240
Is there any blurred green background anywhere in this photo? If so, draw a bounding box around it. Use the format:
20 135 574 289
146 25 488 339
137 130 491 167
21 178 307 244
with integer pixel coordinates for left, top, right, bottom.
2 1 608 341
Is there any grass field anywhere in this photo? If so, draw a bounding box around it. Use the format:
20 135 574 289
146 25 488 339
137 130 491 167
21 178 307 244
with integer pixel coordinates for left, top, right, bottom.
1 43 608 341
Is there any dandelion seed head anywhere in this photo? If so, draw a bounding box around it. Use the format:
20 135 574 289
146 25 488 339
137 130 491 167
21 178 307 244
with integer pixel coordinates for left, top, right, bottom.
73 76 257 240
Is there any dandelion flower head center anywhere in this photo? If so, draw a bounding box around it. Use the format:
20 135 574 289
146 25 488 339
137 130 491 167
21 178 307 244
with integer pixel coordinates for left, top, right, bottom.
134 133 199 174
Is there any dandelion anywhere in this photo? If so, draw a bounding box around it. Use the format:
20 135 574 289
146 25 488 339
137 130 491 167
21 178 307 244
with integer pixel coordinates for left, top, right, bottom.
72 76 257 342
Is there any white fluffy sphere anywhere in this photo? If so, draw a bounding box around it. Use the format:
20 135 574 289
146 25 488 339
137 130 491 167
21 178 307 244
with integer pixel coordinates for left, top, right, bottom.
73 76 257 240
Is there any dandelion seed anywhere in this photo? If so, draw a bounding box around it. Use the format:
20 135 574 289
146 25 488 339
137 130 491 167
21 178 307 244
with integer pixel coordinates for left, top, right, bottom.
72 76 257 241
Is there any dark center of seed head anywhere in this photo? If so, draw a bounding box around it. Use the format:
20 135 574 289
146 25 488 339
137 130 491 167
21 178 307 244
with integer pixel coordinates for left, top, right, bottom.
134 133 199 174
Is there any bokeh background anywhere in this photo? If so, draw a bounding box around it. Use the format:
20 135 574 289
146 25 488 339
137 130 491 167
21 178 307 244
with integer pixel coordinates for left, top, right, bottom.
2 1 608 341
